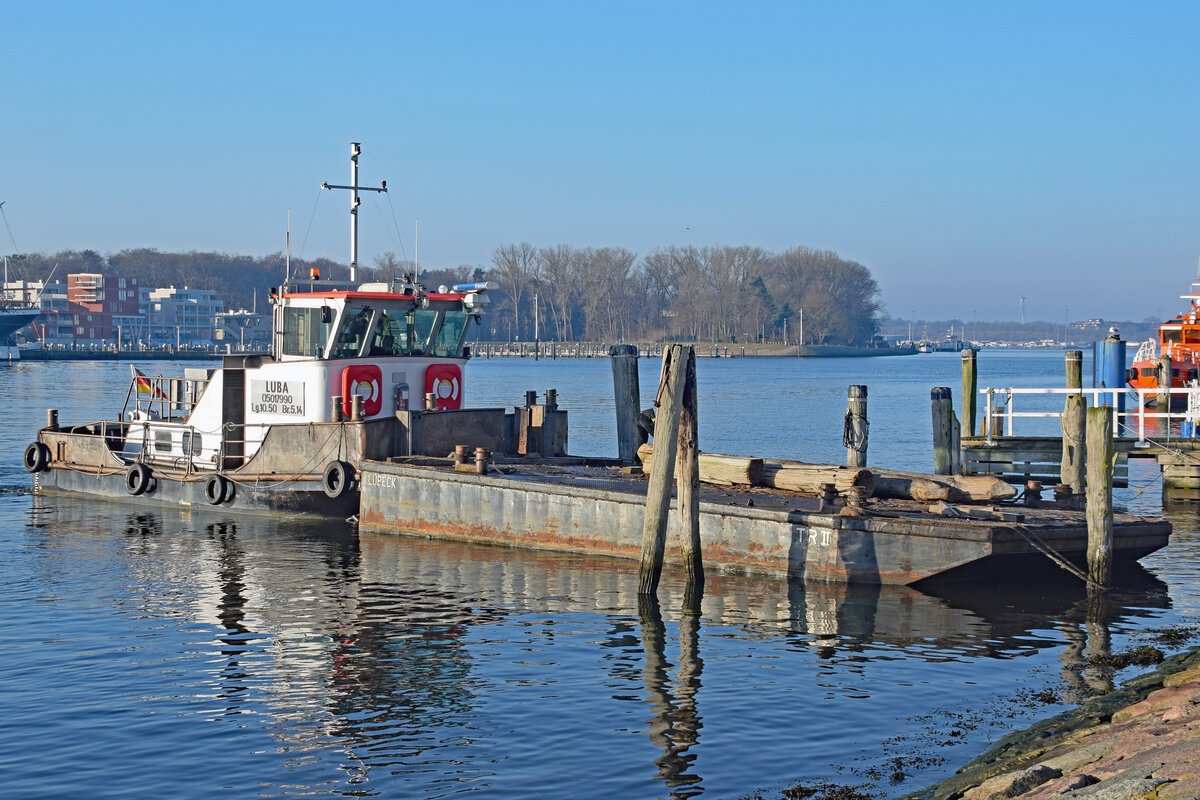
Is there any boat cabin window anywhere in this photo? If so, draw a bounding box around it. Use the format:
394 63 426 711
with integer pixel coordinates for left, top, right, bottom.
327 303 471 359
429 310 470 357
282 306 333 357
331 304 377 359
1164 329 1183 345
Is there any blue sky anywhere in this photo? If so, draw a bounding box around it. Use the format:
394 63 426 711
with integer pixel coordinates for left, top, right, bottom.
4 1 1199 322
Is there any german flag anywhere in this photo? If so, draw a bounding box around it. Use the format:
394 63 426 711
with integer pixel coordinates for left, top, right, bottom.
131 365 167 399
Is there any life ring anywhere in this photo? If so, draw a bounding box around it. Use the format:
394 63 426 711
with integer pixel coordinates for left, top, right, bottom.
424 363 462 410
321 460 354 499
124 463 152 496
23 442 49 473
341 365 383 417
204 474 229 505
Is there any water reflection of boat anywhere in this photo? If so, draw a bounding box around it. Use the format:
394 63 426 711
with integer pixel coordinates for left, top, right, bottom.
29 494 1169 797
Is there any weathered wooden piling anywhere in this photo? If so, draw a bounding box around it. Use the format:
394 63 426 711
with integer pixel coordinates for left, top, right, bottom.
1061 393 1087 504
541 389 558 458
1065 349 1083 391
1086 405 1114 586
676 346 703 593
639 345 686 596
931 387 955 475
961 349 977 437
1156 355 1171 416
610 344 642 464
845 385 868 468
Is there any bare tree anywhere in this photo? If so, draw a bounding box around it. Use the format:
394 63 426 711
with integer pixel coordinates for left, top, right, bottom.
490 242 541 340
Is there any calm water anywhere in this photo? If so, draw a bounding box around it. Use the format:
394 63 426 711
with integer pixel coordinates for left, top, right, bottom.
2 351 1198 799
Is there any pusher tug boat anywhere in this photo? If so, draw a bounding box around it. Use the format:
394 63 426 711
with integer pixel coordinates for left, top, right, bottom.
24 144 497 517
1127 266 1200 405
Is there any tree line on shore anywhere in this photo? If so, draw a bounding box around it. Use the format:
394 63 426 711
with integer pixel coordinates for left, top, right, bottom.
10 242 883 344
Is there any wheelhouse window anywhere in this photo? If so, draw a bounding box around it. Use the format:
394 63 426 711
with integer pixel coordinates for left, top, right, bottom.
429 310 470 357
331 304 376 359
282 307 331 357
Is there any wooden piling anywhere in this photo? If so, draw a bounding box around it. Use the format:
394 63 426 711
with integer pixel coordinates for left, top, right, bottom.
961 349 977 438
542 388 558 458
1156 355 1171 416
639 345 686 596
1061 392 1087 504
676 346 703 593
845 385 868 468
931 387 955 475
1065 349 1083 390
1086 405 1114 586
610 344 641 464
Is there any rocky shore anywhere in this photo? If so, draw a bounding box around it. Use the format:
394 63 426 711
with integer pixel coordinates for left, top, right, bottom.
907 646 1200 800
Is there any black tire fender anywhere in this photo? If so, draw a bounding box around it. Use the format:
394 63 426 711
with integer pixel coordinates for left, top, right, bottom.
321 460 354 499
204 474 227 505
124 463 152 496
23 442 49 473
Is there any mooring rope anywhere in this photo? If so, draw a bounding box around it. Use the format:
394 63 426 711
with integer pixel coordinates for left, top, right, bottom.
842 409 869 452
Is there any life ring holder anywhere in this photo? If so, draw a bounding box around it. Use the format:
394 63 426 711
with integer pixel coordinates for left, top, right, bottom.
204 474 234 505
23 442 50 473
124 463 152 496
321 460 354 499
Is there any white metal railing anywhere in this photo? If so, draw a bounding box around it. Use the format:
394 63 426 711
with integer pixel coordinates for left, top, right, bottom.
979 386 1200 447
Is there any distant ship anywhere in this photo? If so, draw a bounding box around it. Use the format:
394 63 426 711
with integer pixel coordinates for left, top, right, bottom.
0 303 37 342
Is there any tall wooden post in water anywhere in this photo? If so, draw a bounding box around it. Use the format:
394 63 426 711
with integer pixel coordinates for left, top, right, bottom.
610 345 641 464
931 387 955 475
1156 355 1172 416
961 349 977 437
676 347 703 595
845 385 868 468
1061 350 1086 503
639 345 686 596
1086 405 1114 586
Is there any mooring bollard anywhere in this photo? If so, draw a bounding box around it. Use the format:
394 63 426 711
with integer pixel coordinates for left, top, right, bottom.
352 394 365 421
1086 405 1114 586
331 396 344 422
931 387 955 475
639 344 686 597
845 385 868 468
961 349 977 437
425 392 438 411
46 409 58 431
454 444 469 465
475 447 489 475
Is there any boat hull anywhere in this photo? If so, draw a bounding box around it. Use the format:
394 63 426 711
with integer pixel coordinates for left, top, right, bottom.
357 461 1170 586
32 466 358 518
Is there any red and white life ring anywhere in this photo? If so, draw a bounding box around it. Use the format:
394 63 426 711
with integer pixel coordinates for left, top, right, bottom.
424 364 462 410
341 365 383 416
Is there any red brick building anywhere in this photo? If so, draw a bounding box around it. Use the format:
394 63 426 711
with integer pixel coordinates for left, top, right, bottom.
65 273 140 341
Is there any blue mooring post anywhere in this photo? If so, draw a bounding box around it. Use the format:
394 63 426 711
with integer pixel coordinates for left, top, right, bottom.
1097 327 1127 415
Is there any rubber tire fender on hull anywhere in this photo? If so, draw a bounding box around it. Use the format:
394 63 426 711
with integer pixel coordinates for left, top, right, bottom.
204 474 234 505
124 463 152 496
23 442 49 473
322 460 354 499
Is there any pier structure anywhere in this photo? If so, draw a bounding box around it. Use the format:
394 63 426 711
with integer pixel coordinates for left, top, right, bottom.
961 383 1200 502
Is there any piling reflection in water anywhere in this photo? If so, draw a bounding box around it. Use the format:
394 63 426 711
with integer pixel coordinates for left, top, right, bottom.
24 495 1174 798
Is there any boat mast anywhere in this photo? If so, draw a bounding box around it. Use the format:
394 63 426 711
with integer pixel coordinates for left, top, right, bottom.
321 142 387 283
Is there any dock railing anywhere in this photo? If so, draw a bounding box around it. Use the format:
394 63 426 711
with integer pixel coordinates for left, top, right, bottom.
980 386 1197 448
